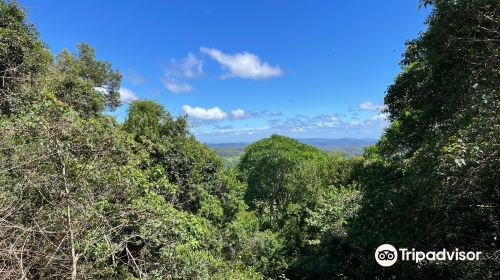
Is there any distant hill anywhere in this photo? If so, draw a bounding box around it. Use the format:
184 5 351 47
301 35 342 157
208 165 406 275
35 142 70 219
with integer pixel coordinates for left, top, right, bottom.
296 138 376 147
207 138 377 163
206 142 248 149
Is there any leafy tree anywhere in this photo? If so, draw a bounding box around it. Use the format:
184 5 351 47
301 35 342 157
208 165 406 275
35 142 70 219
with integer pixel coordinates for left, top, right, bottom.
2 0 498 279
123 100 280 277
282 154 362 279
325 0 500 278
238 135 328 229
381 0 499 278
124 100 168 140
49 43 122 117
0 3 272 278
123 100 229 215
0 0 51 115
0 98 140 278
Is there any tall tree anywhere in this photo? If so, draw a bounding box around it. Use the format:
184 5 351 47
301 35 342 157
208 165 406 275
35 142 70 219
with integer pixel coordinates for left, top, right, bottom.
0 0 51 115
383 1 499 276
238 135 328 229
330 0 500 278
50 43 122 117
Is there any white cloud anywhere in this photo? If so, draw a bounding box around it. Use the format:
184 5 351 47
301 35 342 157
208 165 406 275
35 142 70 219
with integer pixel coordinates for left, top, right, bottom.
170 53 203 79
369 113 388 121
96 87 139 103
359 101 386 111
182 105 228 120
182 106 253 122
194 111 391 142
313 115 339 123
164 81 193 93
163 53 203 93
200 47 282 79
120 87 139 103
231 108 245 119
261 110 282 117
125 69 145 85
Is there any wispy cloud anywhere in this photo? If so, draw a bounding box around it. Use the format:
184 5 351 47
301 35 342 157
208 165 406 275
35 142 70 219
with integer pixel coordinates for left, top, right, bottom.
261 110 282 117
163 53 203 93
213 124 234 130
200 47 282 79
359 101 386 111
119 87 139 103
171 53 204 79
96 87 139 104
369 113 388 121
200 112 389 141
164 81 192 93
125 69 146 85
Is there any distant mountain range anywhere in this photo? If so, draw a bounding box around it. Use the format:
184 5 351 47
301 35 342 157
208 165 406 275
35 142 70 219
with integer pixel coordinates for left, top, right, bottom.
296 138 377 147
207 138 377 149
206 142 248 149
207 138 377 158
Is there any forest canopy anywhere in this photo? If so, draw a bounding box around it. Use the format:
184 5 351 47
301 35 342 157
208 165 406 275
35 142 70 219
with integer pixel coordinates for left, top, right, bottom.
0 0 498 279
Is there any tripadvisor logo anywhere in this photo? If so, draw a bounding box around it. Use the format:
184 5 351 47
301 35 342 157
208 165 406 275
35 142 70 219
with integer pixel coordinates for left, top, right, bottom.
375 244 482 267
375 244 398 267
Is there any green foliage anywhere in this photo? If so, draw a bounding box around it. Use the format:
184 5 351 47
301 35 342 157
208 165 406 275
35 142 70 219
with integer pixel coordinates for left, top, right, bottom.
121 100 281 277
0 3 276 278
0 97 141 278
124 100 229 216
224 211 287 278
322 0 500 279
278 155 362 279
49 43 122 117
1 0 498 279
238 136 364 278
238 135 329 229
0 0 51 115
124 100 188 141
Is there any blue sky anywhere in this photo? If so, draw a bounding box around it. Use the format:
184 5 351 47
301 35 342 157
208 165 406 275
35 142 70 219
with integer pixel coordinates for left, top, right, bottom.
21 0 429 143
